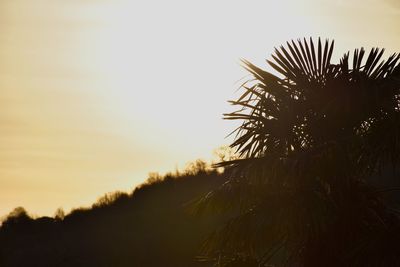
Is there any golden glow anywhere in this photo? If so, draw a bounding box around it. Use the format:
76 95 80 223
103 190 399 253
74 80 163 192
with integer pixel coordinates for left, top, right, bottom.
0 0 399 216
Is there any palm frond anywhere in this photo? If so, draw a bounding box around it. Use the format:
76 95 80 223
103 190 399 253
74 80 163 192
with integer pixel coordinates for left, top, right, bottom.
198 38 400 267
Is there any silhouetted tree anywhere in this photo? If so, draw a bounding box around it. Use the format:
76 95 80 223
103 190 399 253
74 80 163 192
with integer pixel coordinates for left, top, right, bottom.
198 38 400 266
0 167 227 267
54 207 65 221
213 146 238 163
2 207 32 230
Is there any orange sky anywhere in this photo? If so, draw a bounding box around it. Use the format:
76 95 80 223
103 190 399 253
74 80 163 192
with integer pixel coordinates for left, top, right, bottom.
1 0 399 217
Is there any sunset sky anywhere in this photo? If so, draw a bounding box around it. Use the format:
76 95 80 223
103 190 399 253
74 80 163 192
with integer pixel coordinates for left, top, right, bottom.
1 0 399 217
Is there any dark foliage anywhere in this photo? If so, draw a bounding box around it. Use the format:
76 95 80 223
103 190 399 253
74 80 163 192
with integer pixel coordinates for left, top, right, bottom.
196 38 400 266
3 38 400 267
0 169 227 267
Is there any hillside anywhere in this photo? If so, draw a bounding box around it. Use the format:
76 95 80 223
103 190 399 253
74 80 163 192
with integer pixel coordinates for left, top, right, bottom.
0 168 227 267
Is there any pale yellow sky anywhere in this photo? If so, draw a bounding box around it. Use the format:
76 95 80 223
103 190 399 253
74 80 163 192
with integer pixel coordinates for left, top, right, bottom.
0 0 399 217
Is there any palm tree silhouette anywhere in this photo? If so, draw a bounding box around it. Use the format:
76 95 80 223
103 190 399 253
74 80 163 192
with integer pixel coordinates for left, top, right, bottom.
197 38 400 266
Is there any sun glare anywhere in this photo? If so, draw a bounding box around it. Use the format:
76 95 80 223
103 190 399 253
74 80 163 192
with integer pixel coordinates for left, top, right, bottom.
0 0 399 217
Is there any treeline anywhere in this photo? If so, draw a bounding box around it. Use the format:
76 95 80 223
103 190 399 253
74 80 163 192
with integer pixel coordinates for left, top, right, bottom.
0 161 228 267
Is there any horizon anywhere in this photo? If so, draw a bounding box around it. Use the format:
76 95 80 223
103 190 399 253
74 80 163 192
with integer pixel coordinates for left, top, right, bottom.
1 0 400 217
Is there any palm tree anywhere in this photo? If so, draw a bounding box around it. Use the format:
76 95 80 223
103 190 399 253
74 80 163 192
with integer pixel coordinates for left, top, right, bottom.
196 38 400 266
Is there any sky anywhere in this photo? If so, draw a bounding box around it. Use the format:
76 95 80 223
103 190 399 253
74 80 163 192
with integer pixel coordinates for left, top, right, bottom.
0 0 399 217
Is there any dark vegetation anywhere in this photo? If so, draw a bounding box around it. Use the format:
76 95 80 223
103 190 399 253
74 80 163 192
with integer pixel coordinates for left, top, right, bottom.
0 162 228 267
2 38 400 267
196 38 400 266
